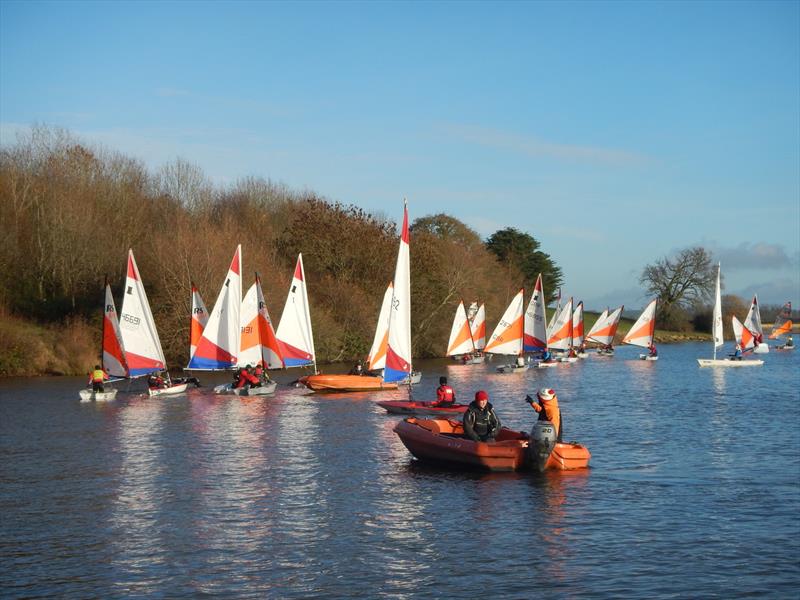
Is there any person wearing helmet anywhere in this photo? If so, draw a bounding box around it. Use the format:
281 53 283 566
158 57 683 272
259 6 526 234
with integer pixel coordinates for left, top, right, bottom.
526 388 562 442
432 376 456 407
463 390 501 442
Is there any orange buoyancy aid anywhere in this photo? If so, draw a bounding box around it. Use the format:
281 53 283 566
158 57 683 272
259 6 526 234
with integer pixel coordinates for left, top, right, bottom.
535 398 561 440
91 369 107 383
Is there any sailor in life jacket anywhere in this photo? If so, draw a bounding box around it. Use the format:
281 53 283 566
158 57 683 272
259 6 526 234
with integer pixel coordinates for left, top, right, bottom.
433 376 456 407
527 388 563 442
89 365 109 392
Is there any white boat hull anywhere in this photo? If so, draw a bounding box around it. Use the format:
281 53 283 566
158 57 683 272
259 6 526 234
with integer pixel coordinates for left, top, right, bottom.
639 355 659 361
79 388 118 402
533 361 558 369
148 383 189 397
697 358 764 367
214 381 278 396
496 364 530 373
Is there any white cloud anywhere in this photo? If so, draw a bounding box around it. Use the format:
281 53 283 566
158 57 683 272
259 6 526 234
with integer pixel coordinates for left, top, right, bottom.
440 123 649 166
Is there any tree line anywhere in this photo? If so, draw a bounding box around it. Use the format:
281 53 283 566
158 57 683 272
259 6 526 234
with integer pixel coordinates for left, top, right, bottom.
0 126 564 371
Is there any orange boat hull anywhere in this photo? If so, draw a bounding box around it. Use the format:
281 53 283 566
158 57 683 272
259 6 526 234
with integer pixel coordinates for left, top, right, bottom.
393 418 590 472
376 400 468 416
299 374 398 392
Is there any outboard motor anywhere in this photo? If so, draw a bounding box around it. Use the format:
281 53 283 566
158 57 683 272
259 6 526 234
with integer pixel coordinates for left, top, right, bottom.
528 421 558 472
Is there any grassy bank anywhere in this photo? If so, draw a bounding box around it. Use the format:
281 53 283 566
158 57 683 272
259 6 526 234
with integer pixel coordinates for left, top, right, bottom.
0 309 97 376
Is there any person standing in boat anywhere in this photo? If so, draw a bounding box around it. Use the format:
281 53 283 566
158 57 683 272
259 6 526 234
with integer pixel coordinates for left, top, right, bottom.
527 388 562 442
648 342 658 358
88 365 109 392
432 376 456 407
463 390 501 442
786 335 794 348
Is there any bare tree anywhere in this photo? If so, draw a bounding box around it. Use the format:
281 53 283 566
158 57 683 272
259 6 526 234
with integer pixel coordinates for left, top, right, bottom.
640 246 716 327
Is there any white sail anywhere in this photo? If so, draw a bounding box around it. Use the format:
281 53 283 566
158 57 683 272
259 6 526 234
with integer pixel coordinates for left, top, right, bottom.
572 301 585 348
467 301 479 323
712 263 724 354
103 282 128 378
471 303 486 350
384 202 413 383
276 254 316 369
586 306 624 346
186 245 242 370
119 249 167 377
744 295 764 340
622 299 657 348
547 298 574 352
367 282 393 371
546 287 562 338
238 275 283 369
585 308 608 340
484 289 525 356
189 283 209 360
732 315 755 350
523 274 548 352
446 300 476 356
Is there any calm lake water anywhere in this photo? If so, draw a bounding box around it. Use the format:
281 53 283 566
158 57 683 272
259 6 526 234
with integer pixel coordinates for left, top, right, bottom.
1 342 798 598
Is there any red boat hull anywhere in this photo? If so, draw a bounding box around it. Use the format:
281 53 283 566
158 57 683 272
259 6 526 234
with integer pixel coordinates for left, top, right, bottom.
393 418 590 472
376 400 468 416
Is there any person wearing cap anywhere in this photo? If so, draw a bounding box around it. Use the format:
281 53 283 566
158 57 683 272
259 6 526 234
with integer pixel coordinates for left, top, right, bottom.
463 390 501 442
526 388 563 442
432 376 456 407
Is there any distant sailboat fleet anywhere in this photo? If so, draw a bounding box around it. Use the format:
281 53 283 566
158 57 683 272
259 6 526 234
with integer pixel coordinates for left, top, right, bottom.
80 213 793 401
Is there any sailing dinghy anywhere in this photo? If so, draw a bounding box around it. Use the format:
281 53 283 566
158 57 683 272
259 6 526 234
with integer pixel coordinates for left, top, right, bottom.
447 300 482 364
470 303 486 357
301 281 399 392
548 298 577 363
698 264 763 367
622 299 658 360
120 250 191 396
769 302 794 350
486 288 528 373
586 305 624 355
214 272 281 396
80 280 127 401
744 295 769 354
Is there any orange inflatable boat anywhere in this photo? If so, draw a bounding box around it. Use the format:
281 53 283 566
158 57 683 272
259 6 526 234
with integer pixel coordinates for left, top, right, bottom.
299 374 398 392
393 418 591 472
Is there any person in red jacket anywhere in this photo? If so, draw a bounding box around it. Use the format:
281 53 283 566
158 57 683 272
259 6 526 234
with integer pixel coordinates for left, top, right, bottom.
526 388 563 442
432 376 456 407
235 365 260 390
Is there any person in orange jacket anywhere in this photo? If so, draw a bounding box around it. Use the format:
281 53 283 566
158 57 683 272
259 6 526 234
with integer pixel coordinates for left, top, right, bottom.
432 376 456 407
526 388 562 442
88 365 109 392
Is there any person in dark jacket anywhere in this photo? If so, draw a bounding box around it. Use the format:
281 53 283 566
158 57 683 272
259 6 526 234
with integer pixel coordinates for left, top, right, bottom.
432 376 456 407
463 390 501 442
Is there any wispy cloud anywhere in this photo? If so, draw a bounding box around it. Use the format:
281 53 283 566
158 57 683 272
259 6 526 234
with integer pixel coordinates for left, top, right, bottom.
155 87 191 97
711 242 798 270
439 123 648 166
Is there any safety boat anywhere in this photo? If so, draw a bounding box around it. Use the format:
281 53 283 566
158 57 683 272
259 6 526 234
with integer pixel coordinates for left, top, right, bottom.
393 418 591 472
376 400 468 416
299 374 398 392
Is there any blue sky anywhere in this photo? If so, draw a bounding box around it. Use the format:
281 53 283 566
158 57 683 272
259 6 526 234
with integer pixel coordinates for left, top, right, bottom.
2 0 798 312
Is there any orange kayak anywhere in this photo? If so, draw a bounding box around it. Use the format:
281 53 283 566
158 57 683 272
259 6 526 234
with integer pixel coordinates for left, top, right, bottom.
376 400 468 416
393 418 590 472
299 373 398 392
